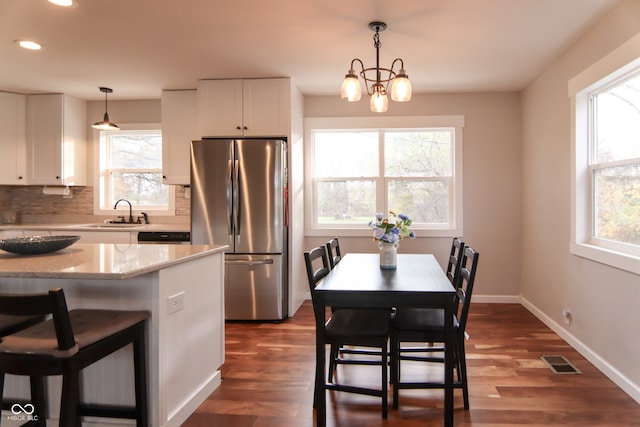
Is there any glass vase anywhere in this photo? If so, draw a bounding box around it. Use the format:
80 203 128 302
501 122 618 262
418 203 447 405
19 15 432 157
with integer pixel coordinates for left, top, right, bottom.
378 241 399 269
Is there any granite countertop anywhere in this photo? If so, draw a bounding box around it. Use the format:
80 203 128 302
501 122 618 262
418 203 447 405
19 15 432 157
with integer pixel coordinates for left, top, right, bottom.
0 243 227 279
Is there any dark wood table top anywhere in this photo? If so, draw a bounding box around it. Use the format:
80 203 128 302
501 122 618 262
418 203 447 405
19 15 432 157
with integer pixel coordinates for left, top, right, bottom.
314 253 455 308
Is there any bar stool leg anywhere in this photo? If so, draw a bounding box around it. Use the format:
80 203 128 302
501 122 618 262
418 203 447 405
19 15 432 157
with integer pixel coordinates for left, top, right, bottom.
133 326 148 427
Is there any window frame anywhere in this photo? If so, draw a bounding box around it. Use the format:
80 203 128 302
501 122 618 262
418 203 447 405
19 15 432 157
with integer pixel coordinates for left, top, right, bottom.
304 115 464 237
93 123 175 216
569 33 640 275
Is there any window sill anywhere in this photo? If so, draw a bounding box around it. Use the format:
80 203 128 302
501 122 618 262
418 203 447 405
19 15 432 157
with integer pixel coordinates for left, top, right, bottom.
570 242 640 275
304 228 459 238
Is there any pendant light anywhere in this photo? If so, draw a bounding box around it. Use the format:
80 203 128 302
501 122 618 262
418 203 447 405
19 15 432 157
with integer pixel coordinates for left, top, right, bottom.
92 87 119 130
341 22 412 112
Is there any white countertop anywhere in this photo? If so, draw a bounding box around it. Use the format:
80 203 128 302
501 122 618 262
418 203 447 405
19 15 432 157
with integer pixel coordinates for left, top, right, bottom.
0 243 227 279
0 223 190 232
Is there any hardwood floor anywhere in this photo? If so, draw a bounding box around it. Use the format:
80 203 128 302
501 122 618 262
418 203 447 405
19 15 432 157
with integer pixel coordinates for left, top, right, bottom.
181 302 640 426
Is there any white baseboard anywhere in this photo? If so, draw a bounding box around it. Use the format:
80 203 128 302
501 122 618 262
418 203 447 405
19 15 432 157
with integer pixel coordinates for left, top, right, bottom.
521 297 640 405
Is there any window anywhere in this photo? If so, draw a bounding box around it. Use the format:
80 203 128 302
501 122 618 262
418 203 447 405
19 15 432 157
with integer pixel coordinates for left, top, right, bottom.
570 33 640 274
94 124 175 216
305 116 464 237
590 72 640 248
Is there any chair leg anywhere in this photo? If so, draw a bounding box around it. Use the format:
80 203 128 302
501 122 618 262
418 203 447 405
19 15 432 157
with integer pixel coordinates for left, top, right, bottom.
30 376 47 427
133 326 149 427
328 344 339 383
391 337 399 410
59 364 80 427
381 342 388 419
0 373 4 427
457 335 469 410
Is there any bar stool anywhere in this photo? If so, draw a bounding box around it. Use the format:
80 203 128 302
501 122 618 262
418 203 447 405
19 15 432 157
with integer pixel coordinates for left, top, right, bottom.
0 288 149 426
0 314 48 425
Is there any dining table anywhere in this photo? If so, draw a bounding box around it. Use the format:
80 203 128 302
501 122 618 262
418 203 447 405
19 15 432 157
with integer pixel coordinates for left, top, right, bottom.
312 253 457 427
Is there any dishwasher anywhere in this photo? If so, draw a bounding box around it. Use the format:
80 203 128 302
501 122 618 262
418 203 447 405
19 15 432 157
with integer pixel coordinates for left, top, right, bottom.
137 231 191 244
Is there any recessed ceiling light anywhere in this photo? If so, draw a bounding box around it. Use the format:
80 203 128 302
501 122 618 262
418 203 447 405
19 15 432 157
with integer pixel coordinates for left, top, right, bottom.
48 0 78 7
15 40 43 50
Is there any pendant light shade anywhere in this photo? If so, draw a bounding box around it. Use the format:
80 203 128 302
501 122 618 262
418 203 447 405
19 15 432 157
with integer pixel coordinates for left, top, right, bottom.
92 87 119 130
341 22 412 112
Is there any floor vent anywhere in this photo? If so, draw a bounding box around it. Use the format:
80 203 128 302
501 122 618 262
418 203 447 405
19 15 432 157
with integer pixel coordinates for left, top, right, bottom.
541 355 581 374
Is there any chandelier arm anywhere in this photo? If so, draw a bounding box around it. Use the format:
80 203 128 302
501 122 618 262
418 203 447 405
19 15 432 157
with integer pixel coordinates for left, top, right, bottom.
390 58 405 72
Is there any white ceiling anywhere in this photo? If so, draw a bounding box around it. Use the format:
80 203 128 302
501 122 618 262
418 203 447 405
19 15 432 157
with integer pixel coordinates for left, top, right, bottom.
0 0 619 101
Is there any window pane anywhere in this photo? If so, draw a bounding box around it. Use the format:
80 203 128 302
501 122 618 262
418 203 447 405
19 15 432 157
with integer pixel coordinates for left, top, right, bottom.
314 132 378 177
109 132 162 169
593 164 640 245
111 172 168 206
388 180 449 224
317 180 375 224
594 73 640 163
385 131 452 177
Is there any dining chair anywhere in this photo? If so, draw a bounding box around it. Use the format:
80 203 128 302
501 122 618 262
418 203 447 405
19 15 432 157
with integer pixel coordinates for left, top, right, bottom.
304 246 392 419
0 288 150 426
390 245 479 410
0 314 48 425
446 237 465 286
326 237 342 269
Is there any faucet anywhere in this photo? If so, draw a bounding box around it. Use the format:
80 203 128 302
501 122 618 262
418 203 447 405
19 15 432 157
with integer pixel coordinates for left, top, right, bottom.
113 199 134 223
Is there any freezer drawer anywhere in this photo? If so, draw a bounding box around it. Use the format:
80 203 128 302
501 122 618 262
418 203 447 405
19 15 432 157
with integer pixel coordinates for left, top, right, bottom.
224 254 285 320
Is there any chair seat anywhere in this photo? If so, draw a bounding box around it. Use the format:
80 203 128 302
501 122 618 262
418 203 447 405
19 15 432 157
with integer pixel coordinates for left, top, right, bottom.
394 308 458 333
0 309 149 358
326 309 391 338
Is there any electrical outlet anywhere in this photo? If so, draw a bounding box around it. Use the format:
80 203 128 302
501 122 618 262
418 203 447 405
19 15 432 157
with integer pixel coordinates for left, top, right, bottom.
562 308 572 326
168 292 185 314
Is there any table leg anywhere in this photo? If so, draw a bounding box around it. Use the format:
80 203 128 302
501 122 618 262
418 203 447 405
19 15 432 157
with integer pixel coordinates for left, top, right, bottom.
444 296 454 427
314 302 326 426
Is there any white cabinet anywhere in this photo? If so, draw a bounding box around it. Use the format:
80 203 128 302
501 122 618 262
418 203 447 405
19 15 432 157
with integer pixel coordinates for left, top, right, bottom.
197 78 290 138
161 90 197 185
26 93 87 186
0 91 27 185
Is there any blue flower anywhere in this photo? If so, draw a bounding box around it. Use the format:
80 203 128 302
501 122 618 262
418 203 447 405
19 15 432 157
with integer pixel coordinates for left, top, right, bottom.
368 211 416 243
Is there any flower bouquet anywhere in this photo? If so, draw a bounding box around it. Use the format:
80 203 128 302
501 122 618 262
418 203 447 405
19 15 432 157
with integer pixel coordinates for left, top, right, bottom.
369 211 415 269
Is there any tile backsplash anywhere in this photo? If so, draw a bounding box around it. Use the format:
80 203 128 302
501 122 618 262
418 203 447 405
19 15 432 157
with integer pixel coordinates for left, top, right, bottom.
0 185 190 225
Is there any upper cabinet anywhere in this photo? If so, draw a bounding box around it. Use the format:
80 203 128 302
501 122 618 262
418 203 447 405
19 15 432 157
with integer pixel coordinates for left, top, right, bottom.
0 91 27 185
197 78 290 138
161 90 197 185
26 94 87 186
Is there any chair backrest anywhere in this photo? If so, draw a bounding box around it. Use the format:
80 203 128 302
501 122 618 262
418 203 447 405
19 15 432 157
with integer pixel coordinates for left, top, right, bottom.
0 288 75 350
455 246 479 333
446 238 465 287
304 246 331 293
326 237 342 269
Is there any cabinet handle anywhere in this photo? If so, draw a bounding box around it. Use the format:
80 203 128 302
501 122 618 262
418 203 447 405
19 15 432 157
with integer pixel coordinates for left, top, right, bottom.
18 176 23 180
236 126 241 130
243 126 248 130
56 176 60 180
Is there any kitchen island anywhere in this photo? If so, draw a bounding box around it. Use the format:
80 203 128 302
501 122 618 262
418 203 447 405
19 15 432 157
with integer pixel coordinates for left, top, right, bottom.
0 243 227 427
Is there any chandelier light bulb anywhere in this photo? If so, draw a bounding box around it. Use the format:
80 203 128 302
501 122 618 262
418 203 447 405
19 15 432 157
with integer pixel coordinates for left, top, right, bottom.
341 71 362 102
370 90 388 113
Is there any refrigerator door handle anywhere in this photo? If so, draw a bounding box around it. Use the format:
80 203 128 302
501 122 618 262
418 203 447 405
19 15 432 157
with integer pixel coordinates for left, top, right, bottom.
225 259 275 266
226 160 233 236
233 159 240 235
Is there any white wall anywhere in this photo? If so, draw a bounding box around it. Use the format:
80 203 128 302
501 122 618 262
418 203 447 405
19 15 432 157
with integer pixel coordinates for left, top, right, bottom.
521 0 640 402
303 91 523 301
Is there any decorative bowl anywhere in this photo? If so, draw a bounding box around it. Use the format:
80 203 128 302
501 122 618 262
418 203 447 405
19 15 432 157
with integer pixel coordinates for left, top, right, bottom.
0 235 80 255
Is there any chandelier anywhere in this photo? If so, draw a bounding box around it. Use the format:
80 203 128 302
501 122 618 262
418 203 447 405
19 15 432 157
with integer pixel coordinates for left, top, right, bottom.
341 22 412 113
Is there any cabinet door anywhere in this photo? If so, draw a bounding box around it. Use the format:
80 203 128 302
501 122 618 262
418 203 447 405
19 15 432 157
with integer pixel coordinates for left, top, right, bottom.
27 94 63 185
197 80 243 138
26 94 87 186
162 90 197 185
242 78 290 137
0 92 27 185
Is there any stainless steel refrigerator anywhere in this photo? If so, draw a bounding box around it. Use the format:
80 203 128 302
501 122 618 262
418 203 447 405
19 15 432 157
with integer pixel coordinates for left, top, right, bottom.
191 138 288 320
